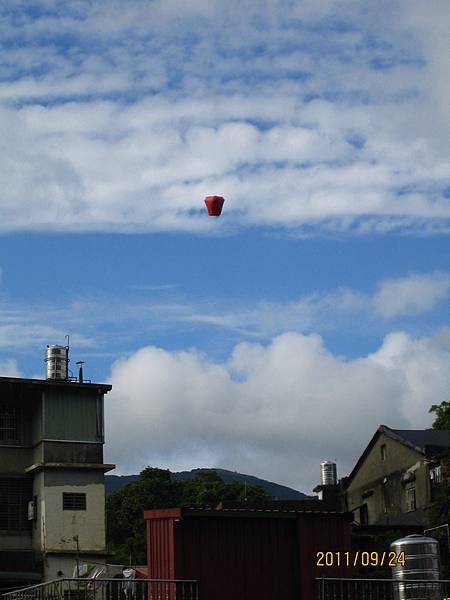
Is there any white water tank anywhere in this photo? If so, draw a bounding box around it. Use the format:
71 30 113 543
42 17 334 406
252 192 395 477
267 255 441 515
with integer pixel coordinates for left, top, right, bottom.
45 345 69 380
320 461 337 486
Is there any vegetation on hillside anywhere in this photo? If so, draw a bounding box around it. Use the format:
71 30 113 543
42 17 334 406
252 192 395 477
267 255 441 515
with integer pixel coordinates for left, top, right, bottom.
106 467 269 564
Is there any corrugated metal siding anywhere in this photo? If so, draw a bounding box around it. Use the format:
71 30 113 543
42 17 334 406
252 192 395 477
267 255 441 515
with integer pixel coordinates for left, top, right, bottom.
174 516 298 599
297 513 353 599
147 518 174 580
145 509 352 600
30 398 42 445
43 390 102 441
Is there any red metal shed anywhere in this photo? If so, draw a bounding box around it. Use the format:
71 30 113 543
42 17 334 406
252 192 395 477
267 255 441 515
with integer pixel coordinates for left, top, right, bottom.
144 507 352 599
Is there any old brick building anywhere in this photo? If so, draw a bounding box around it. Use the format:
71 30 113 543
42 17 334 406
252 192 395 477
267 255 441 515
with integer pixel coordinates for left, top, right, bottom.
345 425 450 527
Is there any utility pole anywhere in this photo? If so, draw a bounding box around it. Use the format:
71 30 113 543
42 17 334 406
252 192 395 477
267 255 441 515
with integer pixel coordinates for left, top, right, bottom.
74 535 80 577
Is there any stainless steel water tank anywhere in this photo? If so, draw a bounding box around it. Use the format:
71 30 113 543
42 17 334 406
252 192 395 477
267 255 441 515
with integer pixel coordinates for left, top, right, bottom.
320 461 337 486
45 345 68 380
391 534 441 600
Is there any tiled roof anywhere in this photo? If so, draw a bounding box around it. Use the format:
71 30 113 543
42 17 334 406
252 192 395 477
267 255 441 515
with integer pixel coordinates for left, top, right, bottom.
389 428 450 450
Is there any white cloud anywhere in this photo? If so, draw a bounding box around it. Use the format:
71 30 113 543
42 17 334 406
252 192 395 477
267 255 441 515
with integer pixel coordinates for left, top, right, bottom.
0 1 448 234
105 329 450 492
0 271 446 364
185 288 366 336
373 272 450 319
175 272 450 334
0 301 95 351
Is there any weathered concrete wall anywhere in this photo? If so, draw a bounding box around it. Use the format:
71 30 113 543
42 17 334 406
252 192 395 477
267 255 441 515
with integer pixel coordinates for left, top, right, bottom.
0 447 33 472
41 470 106 552
42 441 103 464
33 471 45 551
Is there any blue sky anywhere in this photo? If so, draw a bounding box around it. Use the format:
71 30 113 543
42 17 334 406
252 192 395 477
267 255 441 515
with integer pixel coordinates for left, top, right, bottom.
0 0 449 492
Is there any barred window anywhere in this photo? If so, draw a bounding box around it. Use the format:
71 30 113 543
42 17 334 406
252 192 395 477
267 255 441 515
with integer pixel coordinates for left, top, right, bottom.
63 493 86 511
406 486 416 512
0 404 21 443
0 478 33 531
430 464 442 501
430 464 442 486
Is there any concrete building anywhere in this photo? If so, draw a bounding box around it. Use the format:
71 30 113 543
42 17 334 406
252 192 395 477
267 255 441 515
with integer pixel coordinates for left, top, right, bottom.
345 425 450 527
0 372 114 585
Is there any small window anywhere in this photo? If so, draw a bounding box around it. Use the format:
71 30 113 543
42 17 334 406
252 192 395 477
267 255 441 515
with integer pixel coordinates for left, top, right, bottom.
430 464 442 486
382 479 389 512
63 493 86 511
380 444 387 461
360 503 369 525
406 487 416 512
430 464 442 501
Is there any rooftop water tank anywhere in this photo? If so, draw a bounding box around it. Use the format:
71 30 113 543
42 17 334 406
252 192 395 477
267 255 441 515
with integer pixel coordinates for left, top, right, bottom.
45 345 69 380
320 461 337 486
391 534 441 600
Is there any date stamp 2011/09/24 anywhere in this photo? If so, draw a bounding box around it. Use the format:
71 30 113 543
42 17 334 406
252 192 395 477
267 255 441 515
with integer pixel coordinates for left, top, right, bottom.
316 551 406 568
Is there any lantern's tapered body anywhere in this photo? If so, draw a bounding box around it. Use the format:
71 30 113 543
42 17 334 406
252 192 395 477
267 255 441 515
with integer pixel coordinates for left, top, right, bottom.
204 196 225 216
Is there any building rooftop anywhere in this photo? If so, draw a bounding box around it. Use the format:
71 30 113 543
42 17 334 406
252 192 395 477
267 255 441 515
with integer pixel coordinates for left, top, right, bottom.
144 506 352 521
0 376 112 393
346 424 450 486
388 427 450 450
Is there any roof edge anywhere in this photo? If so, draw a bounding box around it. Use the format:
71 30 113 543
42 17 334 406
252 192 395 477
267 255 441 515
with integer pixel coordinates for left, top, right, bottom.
144 506 352 520
0 376 112 392
345 425 425 488
144 508 183 520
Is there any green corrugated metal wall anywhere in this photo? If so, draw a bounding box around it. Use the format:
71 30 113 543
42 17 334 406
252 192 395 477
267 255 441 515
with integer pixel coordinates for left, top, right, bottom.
31 399 42 445
43 389 102 442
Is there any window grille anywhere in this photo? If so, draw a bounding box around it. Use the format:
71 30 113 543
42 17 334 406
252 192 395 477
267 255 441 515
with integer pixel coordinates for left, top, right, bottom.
0 404 22 443
63 492 87 511
430 464 442 501
430 464 442 485
406 486 416 512
0 478 33 531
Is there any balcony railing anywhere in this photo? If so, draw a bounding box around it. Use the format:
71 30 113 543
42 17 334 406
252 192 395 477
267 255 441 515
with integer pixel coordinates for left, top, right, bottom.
2 578 199 600
317 577 449 599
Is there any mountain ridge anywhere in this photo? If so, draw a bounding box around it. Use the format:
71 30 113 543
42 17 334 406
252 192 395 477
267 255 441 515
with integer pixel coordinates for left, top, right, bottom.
105 468 309 500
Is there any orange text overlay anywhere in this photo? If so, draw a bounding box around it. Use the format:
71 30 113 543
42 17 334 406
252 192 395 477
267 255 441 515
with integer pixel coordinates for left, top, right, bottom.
316 551 406 568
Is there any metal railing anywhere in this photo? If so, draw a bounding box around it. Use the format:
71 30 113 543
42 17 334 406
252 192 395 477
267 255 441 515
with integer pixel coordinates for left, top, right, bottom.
317 577 450 599
2 579 199 600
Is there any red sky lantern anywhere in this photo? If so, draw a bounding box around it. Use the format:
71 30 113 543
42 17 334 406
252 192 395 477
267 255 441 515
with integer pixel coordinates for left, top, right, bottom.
204 196 225 216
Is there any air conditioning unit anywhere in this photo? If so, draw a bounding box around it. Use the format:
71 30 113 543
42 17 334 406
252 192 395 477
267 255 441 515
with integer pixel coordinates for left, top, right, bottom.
28 499 36 521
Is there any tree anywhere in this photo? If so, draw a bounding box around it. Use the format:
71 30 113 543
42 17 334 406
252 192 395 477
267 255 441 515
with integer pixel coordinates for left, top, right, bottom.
430 401 450 430
106 467 183 564
181 470 268 507
106 467 269 564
